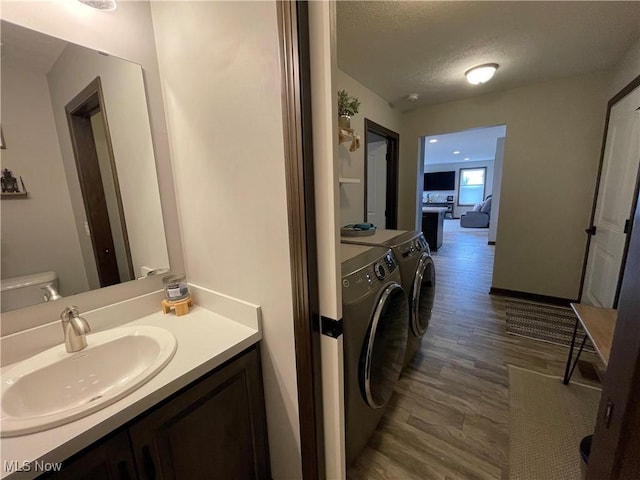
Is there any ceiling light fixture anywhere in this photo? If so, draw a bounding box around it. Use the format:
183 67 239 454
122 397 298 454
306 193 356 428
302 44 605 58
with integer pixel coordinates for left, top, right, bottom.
406 93 419 102
453 151 460 155
429 139 438 144
465 63 499 85
464 157 470 161
78 0 117 11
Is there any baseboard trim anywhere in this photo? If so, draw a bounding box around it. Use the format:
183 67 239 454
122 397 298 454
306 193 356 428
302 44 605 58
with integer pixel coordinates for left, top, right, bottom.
488 241 496 245
489 287 577 307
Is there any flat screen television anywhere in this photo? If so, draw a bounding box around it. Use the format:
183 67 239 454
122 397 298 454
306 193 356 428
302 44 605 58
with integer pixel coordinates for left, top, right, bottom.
424 171 455 191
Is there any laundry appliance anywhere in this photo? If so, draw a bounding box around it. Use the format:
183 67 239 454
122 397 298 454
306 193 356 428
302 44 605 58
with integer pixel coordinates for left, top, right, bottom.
342 229 435 366
340 243 409 466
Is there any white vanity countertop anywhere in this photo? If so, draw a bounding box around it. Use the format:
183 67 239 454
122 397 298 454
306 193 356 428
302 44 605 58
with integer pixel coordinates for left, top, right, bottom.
0 287 261 479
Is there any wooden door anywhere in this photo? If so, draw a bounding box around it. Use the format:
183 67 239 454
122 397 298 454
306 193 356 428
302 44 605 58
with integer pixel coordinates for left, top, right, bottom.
129 347 270 480
66 77 132 287
582 83 640 308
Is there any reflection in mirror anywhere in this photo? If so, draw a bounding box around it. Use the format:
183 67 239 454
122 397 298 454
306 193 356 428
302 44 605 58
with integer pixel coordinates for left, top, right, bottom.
0 21 169 313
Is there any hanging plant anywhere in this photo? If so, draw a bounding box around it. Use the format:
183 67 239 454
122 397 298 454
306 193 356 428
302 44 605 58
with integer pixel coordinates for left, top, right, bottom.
337 89 361 118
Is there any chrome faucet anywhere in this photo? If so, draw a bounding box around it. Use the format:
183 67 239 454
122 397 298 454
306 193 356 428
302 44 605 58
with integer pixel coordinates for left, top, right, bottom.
42 284 62 302
60 306 91 353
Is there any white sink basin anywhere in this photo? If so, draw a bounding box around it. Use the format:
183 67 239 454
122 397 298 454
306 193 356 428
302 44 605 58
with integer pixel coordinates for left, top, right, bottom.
1 325 177 437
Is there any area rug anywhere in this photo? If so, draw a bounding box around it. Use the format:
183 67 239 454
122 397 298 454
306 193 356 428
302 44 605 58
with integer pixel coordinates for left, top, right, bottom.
505 299 595 353
509 365 601 480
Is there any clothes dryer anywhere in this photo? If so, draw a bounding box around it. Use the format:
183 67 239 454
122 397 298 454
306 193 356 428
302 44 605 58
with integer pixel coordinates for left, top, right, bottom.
340 244 409 467
342 229 435 367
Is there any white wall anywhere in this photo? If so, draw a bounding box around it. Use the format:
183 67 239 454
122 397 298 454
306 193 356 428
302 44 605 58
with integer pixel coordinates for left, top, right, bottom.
489 137 505 244
337 69 403 226
609 38 640 97
149 3 301 478
47 42 169 281
0 55 89 296
0 1 183 334
402 71 611 300
424 159 494 218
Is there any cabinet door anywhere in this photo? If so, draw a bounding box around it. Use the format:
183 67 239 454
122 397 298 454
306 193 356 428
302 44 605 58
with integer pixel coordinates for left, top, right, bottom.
38 431 136 480
129 347 270 480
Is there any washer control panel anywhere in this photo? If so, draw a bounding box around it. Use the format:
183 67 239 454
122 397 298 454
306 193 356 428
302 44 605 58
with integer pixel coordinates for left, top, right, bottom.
398 234 430 258
342 251 399 301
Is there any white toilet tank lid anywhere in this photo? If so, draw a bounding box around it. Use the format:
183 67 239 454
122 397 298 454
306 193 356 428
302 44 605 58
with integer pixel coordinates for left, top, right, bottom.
1 271 57 292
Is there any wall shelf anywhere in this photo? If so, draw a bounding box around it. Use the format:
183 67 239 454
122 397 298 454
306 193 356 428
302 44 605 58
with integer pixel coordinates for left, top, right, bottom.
1 192 28 199
339 177 361 185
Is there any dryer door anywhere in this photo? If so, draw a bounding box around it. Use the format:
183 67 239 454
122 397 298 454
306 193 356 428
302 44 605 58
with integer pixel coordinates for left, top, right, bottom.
411 254 436 336
360 283 409 409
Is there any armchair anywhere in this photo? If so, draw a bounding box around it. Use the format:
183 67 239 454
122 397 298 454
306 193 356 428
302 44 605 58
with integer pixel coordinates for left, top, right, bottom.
460 196 492 228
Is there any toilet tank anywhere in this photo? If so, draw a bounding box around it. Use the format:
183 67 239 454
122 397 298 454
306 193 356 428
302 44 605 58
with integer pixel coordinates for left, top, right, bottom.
0 271 59 312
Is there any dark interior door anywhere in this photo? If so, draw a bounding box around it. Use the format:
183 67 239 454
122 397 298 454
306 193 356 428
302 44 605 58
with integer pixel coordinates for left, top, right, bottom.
66 78 122 287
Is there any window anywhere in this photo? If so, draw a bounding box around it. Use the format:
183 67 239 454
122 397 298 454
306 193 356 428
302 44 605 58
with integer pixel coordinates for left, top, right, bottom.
458 167 486 206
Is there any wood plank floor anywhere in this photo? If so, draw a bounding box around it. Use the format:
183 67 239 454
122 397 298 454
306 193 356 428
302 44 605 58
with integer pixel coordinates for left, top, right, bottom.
347 220 600 480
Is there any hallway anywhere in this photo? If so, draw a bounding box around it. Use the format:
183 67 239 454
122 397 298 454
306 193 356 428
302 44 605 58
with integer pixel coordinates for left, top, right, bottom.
347 222 599 480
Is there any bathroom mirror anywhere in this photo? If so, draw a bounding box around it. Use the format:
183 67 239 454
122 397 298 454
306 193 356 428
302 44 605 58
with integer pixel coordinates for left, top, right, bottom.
0 20 169 313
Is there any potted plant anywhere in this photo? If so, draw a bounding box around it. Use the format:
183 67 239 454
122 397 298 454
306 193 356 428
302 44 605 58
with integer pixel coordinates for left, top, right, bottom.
337 89 360 129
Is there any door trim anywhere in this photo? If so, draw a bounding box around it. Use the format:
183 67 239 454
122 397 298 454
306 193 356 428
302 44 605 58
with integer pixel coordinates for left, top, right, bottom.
363 119 400 229
578 74 640 307
65 77 134 286
276 2 324 479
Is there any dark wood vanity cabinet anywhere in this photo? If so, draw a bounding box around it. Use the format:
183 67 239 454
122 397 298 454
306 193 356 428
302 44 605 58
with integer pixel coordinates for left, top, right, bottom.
42 431 136 480
39 346 270 480
129 346 270 480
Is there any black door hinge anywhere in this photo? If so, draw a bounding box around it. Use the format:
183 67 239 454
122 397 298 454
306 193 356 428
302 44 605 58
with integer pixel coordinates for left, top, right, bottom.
585 225 597 236
624 219 631 234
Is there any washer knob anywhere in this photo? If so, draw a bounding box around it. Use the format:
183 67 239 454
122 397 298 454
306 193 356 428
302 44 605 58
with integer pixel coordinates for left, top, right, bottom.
373 263 386 280
385 253 394 267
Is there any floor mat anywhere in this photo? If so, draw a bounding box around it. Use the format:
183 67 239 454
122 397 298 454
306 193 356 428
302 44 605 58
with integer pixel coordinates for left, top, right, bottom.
505 299 595 353
509 365 601 480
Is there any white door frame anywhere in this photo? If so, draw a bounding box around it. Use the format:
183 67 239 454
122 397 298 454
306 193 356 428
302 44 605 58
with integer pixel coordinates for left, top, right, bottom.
580 75 640 308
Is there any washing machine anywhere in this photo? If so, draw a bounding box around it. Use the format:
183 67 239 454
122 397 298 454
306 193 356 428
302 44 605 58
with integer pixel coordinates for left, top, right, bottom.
341 243 409 467
342 229 436 367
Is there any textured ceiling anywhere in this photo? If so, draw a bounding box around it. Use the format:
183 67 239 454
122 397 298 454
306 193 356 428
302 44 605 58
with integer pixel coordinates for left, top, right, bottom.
337 1 640 112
